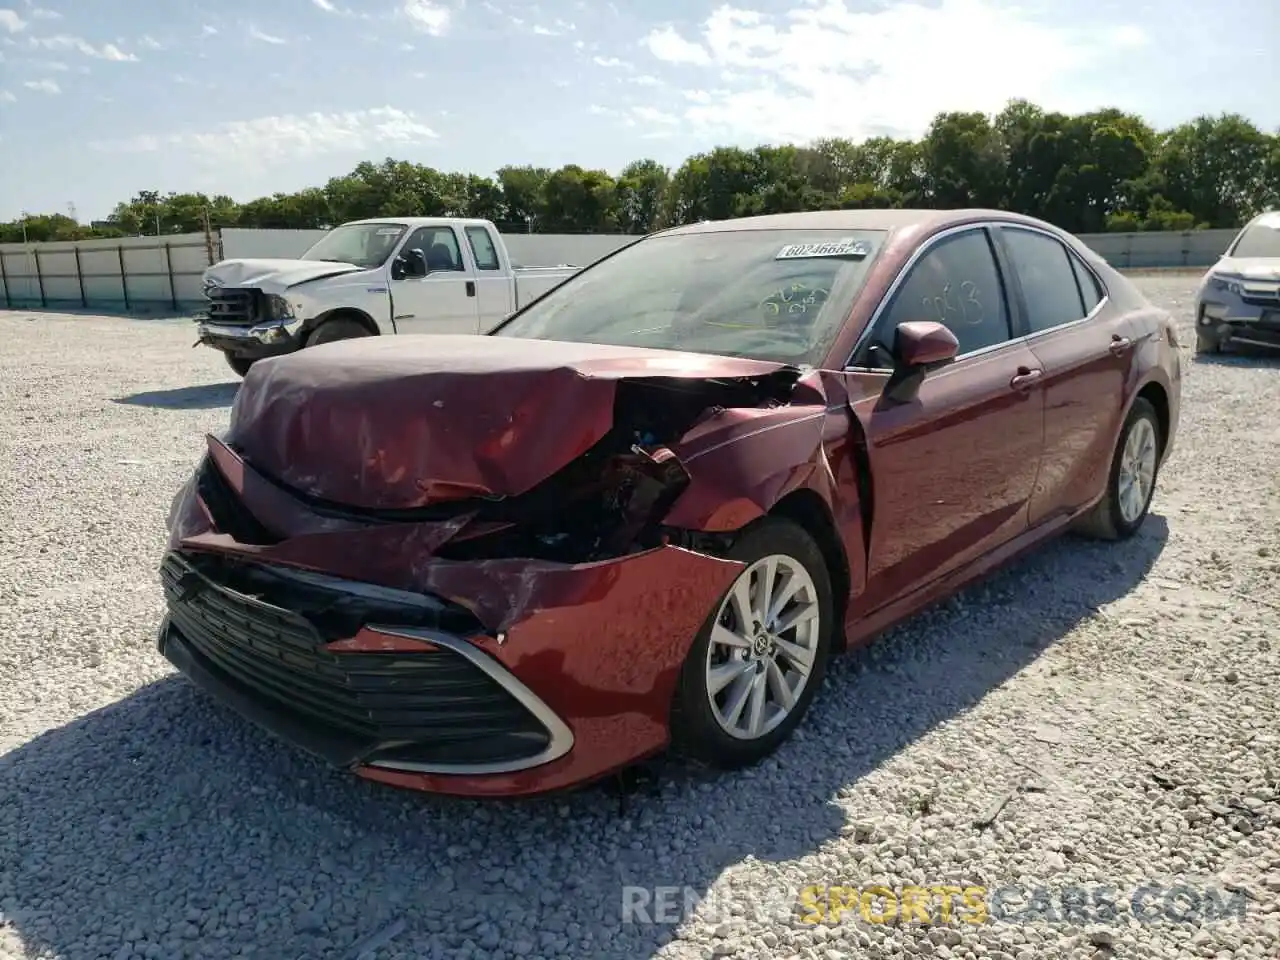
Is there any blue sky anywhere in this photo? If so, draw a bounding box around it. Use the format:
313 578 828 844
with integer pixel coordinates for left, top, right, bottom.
1 0 1276 221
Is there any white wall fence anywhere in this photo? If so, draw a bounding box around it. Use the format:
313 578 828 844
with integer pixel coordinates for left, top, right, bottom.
0 225 1241 314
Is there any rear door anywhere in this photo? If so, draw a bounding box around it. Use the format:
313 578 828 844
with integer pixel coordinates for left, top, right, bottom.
847 224 1047 610
993 225 1137 526
464 224 517 330
390 225 481 334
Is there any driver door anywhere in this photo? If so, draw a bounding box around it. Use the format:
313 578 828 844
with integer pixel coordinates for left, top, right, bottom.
390 226 481 334
847 225 1047 611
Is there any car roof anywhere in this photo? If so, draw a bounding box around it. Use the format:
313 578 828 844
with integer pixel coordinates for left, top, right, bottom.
344 217 497 228
656 208 1064 238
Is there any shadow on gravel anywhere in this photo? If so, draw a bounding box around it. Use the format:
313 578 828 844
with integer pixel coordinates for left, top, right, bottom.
1192 348 1280 369
112 382 239 409
0 516 1168 960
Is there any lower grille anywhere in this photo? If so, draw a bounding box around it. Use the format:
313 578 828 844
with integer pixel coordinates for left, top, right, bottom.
160 552 551 767
206 287 260 326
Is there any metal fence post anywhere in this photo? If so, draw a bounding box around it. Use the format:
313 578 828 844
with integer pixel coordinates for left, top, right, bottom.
0 251 10 308
33 248 46 307
164 242 178 310
74 245 88 307
117 245 130 310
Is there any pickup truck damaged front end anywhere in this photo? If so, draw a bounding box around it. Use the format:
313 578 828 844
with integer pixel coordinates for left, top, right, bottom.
158 336 844 797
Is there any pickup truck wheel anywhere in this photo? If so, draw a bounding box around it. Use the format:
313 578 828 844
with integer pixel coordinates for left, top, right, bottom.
1074 397 1162 542
306 316 372 347
224 354 255 378
670 518 835 770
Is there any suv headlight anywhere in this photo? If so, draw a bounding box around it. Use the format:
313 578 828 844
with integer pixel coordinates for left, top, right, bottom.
265 294 295 321
1207 274 1245 296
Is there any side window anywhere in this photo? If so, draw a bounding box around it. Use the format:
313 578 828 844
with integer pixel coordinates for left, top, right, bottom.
869 229 1011 363
1002 228 1087 333
1070 253 1102 314
466 226 501 271
402 227 464 272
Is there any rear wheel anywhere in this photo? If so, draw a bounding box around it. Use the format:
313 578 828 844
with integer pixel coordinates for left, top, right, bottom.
306 316 373 347
670 517 835 769
1074 397 1162 541
224 354 255 378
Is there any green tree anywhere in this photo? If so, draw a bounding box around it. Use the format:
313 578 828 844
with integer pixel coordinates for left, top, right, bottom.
5 100 1277 242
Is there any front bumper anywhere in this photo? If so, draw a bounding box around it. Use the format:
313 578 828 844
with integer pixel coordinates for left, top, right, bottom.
157 551 573 775
195 317 307 359
160 443 744 797
1197 296 1280 350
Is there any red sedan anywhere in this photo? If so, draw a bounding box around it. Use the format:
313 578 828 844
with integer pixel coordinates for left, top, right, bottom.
158 209 1182 797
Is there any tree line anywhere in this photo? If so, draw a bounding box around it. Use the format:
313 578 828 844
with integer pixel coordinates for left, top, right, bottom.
4 100 1278 245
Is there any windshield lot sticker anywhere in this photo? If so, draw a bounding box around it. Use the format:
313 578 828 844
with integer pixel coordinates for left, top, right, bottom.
776 238 870 260
376 227 402 236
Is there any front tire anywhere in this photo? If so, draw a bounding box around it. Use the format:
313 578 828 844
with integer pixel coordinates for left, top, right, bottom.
306 316 372 347
1074 397 1162 541
671 517 835 770
1195 328 1222 355
224 353 255 378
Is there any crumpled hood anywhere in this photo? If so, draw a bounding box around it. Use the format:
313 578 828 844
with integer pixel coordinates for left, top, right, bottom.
227 334 796 511
1214 256 1280 281
205 258 364 294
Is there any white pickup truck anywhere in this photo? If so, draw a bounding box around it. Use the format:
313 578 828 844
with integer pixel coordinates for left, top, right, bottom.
195 217 581 376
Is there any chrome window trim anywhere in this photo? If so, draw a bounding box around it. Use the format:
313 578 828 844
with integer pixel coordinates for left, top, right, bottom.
842 220 1111 372
362 625 576 777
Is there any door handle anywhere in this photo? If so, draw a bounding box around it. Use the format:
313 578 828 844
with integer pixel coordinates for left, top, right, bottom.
1109 334 1132 355
465 280 476 298
1010 367 1043 391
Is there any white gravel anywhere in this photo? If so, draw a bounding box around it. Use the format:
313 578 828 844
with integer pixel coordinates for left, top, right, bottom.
1 277 1278 960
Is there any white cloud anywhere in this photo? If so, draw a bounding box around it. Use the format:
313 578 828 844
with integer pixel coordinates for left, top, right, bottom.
248 25 287 45
139 35 162 51
312 0 336 10
532 20 574 36
403 0 450 36
0 89 15 102
638 1 1153 143
201 25 218 36
90 106 439 166
30 34 138 60
630 74 661 86
0 8 26 32
643 24 710 65
631 105 679 125
23 77 59 93
592 55 629 69
1106 24 1149 48
29 6 58 19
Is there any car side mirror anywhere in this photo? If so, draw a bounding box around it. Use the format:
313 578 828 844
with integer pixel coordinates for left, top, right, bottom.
390 258 407 281
882 320 959 405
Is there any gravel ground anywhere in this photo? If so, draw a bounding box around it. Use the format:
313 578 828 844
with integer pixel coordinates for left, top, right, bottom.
1 277 1278 960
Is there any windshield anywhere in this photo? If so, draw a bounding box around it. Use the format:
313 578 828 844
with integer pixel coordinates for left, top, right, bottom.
492 229 887 366
1229 215 1280 259
301 222 408 268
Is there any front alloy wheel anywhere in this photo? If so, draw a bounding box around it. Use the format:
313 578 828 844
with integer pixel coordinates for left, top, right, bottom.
705 554 822 741
671 517 835 769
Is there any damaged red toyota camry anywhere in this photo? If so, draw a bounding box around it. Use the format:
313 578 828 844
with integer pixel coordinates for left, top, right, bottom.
158 209 1182 797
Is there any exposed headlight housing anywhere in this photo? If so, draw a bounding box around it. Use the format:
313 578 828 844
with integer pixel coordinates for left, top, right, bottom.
265 294 295 321
1208 274 1245 296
